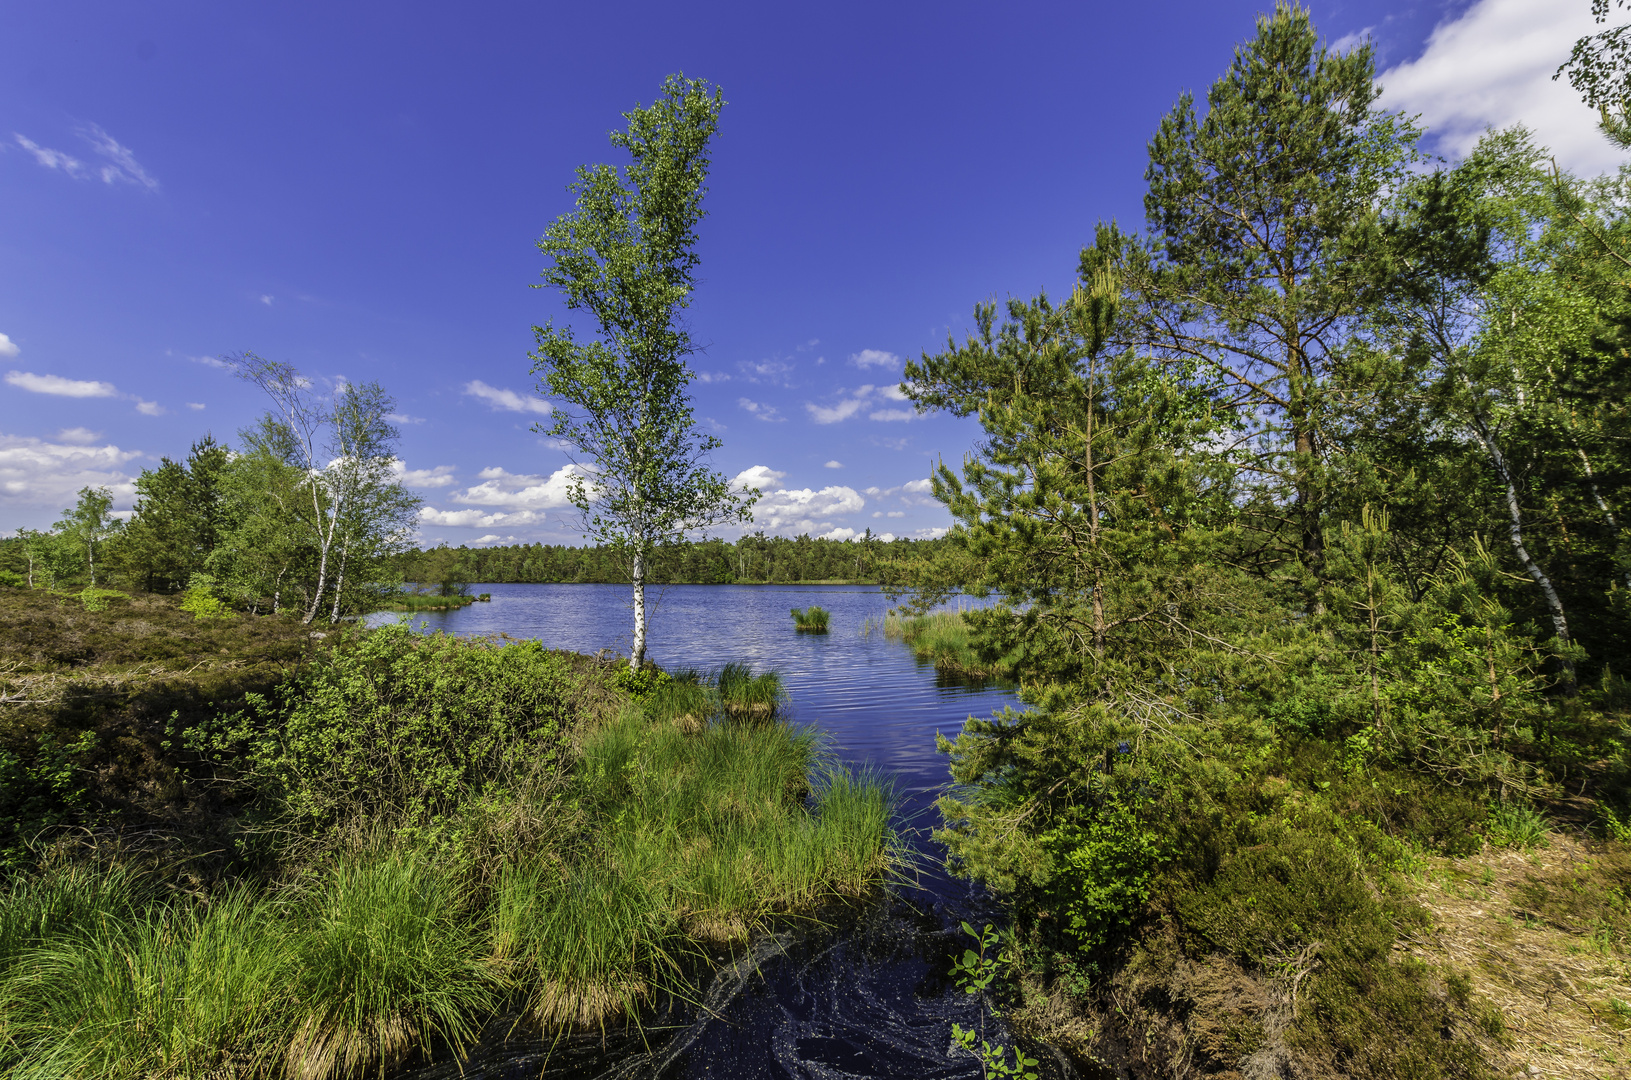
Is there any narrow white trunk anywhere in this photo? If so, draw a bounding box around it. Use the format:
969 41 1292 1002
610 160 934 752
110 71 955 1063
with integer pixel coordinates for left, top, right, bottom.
1467 410 1575 686
631 549 647 667
1575 445 1631 591
329 544 350 624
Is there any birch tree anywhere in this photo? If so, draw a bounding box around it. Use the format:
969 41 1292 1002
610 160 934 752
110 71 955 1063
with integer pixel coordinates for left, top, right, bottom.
530 73 754 666
226 354 418 623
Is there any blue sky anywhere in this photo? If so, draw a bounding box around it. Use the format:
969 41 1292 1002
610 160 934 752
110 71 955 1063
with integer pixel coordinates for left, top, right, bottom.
1 0 1617 546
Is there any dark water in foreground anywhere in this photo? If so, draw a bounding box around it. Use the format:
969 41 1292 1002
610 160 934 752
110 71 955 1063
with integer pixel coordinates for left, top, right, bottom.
376 584 1071 1080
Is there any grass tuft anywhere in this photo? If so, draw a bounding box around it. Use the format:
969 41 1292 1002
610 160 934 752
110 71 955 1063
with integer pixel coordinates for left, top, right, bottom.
790 606 831 633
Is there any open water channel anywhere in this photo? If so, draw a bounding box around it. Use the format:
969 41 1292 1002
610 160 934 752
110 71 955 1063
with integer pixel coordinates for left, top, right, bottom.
371 583 1082 1080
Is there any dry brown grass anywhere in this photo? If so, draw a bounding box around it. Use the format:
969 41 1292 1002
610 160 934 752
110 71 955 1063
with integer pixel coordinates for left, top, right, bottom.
1400 831 1631 1078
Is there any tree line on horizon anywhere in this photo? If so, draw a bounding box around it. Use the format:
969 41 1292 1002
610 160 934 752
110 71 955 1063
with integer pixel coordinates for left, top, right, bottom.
395 530 934 587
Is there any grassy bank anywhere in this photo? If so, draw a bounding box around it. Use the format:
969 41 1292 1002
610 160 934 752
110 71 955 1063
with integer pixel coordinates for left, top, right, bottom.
375 592 488 613
0 588 894 1078
865 609 1014 681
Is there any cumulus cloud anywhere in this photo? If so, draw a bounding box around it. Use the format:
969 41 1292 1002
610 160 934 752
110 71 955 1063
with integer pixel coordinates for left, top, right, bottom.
390 460 457 488
0 432 142 511
385 413 425 425
824 460 843 469
186 402 205 411
463 380 553 416
135 399 163 416
915 527 949 540
695 370 731 383
6 371 118 398
56 428 102 444
851 349 901 370
733 465 787 492
418 507 543 528
738 397 784 422
902 478 933 494
752 484 865 531
805 383 915 424
1378 0 1624 173
452 464 588 510
471 534 520 545
0 334 18 359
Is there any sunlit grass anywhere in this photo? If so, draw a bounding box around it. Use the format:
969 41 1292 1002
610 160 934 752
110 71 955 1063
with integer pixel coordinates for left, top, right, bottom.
790 606 831 633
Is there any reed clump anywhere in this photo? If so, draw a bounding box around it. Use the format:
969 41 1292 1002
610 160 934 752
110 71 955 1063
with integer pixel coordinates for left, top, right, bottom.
864 609 1013 680
790 605 831 633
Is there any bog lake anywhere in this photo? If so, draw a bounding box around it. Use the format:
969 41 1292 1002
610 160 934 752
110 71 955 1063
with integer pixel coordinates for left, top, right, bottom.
366 583 1060 1080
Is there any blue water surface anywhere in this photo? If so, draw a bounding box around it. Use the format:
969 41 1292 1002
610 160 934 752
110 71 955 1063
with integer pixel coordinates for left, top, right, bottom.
385 584 1068 1080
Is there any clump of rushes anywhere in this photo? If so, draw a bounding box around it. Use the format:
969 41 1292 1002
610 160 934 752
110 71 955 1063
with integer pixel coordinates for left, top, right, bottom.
643 668 713 733
286 846 492 1079
378 592 477 612
868 610 1013 681
715 662 786 719
790 606 831 633
0 882 290 1078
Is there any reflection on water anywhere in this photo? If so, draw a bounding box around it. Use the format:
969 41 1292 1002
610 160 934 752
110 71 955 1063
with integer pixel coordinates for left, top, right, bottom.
383 584 1061 1080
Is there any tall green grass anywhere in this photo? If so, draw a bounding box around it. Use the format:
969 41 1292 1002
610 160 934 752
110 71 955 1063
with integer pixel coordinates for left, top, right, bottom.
715 662 786 719
0 697 894 1070
863 609 1012 680
790 606 831 633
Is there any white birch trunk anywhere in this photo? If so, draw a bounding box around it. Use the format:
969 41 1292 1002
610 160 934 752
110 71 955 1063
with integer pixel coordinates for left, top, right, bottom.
631 547 647 667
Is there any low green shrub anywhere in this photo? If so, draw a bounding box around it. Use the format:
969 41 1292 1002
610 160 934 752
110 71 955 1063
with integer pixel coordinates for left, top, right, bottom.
0 571 25 589
203 624 586 833
76 588 132 613
1487 802 1550 849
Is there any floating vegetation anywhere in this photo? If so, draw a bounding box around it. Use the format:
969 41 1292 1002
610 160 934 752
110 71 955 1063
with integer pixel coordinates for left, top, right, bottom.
377 592 477 613
790 606 831 633
715 662 786 720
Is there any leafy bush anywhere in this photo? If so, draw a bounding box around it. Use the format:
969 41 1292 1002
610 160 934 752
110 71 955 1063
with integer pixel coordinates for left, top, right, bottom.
1041 796 1165 951
237 624 584 832
76 588 132 613
0 570 24 589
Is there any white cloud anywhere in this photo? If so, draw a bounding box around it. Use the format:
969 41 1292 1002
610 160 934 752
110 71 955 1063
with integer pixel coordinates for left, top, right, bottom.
752 484 865 531
471 534 520 545
695 370 731 383
738 397 784 422
902 478 934 494
851 349 901 370
5 370 118 398
452 464 587 509
260 295 274 306
189 354 232 370
14 134 87 177
78 123 159 190
805 383 916 424
134 399 163 416
0 334 18 358
733 465 787 492
0 432 142 510
385 412 425 425
186 402 205 410
464 380 553 416
1379 0 1625 174
824 460 843 468
56 427 102 444
390 460 457 488
915 527 949 540
13 126 158 190
738 359 795 385
871 510 906 518
419 507 543 528
820 527 859 541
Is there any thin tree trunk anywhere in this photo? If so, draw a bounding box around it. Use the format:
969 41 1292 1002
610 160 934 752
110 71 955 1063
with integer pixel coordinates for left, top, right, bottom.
631 547 647 667
329 542 350 624
272 566 285 615
1466 407 1576 689
1574 443 1631 591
